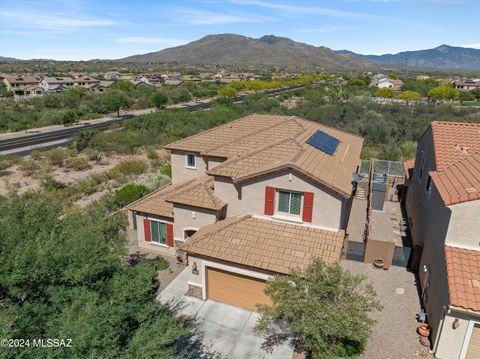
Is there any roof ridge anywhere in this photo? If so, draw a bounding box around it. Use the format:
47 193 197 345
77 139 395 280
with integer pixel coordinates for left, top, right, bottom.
164 176 224 209
180 215 251 250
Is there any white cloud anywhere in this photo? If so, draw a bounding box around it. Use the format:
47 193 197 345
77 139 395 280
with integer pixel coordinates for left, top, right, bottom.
229 0 383 19
116 36 188 46
0 11 118 30
460 43 480 49
176 8 274 25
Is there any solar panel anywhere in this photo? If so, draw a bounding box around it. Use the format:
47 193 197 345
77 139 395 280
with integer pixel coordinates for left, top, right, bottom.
306 130 340 155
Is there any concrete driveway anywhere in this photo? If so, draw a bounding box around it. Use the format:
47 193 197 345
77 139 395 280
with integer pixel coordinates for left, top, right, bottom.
158 268 294 359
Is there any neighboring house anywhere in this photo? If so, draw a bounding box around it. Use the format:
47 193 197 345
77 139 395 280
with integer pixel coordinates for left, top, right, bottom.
453 79 480 91
371 78 404 91
3 75 42 99
405 121 480 359
74 76 100 87
40 77 75 91
127 114 363 311
90 81 114 93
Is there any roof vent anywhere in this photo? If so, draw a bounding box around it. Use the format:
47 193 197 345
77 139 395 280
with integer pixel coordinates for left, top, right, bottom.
470 279 480 289
465 187 478 194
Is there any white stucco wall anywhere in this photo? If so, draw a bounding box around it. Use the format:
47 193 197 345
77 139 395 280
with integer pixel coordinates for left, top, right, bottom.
436 311 480 359
172 204 219 241
446 199 480 248
131 211 176 256
214 169 349 231
170 150 207 183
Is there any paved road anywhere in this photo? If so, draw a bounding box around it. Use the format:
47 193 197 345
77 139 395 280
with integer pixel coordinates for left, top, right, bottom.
0 84 306 156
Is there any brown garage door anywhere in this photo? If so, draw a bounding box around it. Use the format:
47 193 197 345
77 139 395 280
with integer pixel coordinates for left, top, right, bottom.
206 267 272 311
466 324 480 359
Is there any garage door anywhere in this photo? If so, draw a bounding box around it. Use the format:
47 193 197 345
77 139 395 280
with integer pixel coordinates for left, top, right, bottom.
466 324 480 359
206 267 272 311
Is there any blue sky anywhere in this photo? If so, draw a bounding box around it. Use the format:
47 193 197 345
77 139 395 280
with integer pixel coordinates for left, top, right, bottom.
1 0 479 60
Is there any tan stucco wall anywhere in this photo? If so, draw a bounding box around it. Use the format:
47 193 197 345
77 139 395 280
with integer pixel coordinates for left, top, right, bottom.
205 156 225 170
214 170 349 231
446 200 480 248
131 211 176 256
406 127 437 247
435 310 480 359
172 204 219 241
170 150 207 183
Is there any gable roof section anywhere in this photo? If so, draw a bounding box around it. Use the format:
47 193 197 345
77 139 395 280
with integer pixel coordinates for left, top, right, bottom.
445 246 480 312
165 176 226 211
431 121 480 171
180 215 345 274
430 152 480 206
127 176 224 217
207 119 363 198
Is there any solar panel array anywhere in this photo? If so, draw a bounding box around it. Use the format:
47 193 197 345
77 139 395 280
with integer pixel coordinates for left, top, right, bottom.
306 130 340 155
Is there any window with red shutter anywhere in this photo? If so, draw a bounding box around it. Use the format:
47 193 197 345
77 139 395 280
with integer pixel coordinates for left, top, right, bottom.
166 224 174 247
264 186 275 215
302 192 314 222
143 218 151 241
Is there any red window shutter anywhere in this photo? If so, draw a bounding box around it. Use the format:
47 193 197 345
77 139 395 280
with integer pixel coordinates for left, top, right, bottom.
143 218 151 241
166 224 174 247
303 192 314 222
264 186 275 215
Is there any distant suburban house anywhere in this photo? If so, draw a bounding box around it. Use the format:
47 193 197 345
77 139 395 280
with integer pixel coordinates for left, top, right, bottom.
370 78 404 91
40 77 76 92
405 121 480 359
74 76 100 87
453 79 480 91
127 114 363 311
3 75 43 99
90 80 114 93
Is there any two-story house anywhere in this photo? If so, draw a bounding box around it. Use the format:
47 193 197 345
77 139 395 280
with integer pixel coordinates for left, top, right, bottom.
3 75 43 99
127 114 363 311
405 121 480 359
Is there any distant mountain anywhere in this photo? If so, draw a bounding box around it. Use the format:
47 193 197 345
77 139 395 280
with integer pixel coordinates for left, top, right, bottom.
119 34 374 69
336 45 480 71
0 56 20 62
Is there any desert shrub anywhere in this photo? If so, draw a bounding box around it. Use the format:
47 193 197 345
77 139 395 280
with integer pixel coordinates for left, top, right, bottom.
111 159 147 177
87 151 103 162
141 173 171 190
0 158 13 171
40 176 66 191
113 183 150 208
30 149 43 161
64 156 91 171
19 158 40 175
145 146 159 160
45 148 75 167
151 257 169 271
161 163 172 177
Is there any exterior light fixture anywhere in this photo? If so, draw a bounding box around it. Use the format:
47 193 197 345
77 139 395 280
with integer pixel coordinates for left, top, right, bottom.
192 262 199 275
452 318 460 329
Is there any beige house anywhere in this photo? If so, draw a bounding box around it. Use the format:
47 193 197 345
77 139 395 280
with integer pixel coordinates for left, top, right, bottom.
127 114 363 310
405 121 480 359
3 75 42 99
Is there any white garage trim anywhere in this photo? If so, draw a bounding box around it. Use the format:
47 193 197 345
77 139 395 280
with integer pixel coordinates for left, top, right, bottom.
460 319 480 359
200 259 273 300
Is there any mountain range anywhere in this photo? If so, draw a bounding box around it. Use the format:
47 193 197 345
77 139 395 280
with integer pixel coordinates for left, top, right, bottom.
119 34 373 69
337 45 480 71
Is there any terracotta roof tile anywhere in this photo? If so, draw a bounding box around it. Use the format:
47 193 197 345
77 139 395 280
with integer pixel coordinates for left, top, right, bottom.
180 215 345 274
445 246 480 311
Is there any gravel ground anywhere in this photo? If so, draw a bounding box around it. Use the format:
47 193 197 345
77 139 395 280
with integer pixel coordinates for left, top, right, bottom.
341 260 433 359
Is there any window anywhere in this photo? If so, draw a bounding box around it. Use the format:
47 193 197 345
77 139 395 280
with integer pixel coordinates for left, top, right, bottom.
150 221 167 244
425 175 432 195
419 155 425 180
186 153 196 169
277 190 302 215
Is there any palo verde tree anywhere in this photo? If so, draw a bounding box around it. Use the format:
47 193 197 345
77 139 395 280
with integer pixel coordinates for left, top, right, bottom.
103 90 130 117
255 259 382 359
150 91 169 110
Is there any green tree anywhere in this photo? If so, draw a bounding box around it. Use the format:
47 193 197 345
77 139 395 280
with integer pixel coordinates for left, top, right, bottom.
459 91 475 103
471 88 480 101
113 183 151 208
255 259 382 359
103 90 130 117
62 110 78 126
0 194 188 358
428 83 460 102
374 87 393 98
396 90 421 104
113 79 135 92
150 91 169 110
387 73 398 79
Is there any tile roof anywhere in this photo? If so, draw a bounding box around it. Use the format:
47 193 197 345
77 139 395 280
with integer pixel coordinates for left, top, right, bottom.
404 159 415 180
180 215 345 274
444 246 480 312
165 176 226 211
127 176 224 217
431 121 480 171
207 118 364 198
430 152 480 206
